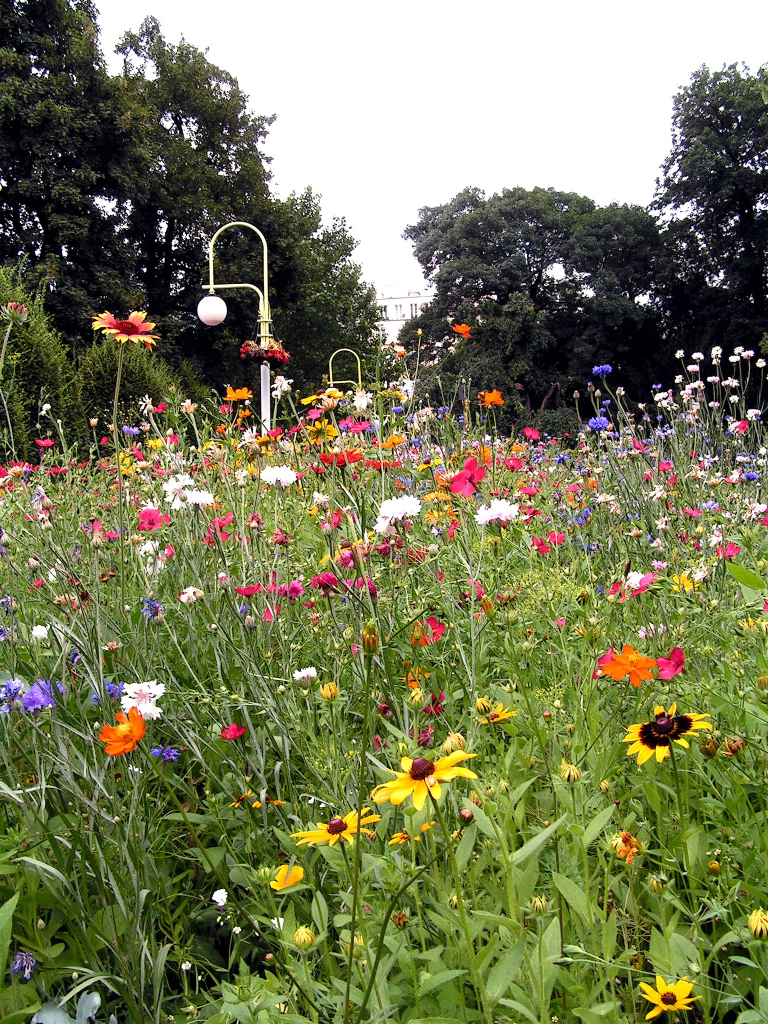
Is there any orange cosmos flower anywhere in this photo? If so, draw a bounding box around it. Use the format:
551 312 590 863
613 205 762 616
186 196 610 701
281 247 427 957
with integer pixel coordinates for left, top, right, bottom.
478 389 504 408
225 386 253 402
92 311 159 349
452 323 472 339
99 706 146 755
599 645 657 688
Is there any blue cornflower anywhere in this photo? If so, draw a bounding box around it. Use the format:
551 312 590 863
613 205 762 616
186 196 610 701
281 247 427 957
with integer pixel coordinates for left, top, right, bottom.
592 364 613 377
141 598 164 619
122 425 140 435
22 680 57 713
391 405 404 414
743 472 760 482
651 383 662 390
554 452 570 464
588 416 610 432
92 680 123 704
0 596 12 615
151 746 181 762
11 952 36 981
69 648 81 665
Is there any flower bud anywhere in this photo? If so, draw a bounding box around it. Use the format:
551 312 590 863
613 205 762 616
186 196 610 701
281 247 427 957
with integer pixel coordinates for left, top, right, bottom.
758 675 768 690
361 620 379 657
698 735 718 758
560 760 581 784
293 926 315 949
749 908 768 938
320 682 338 700
723 736 747 757
442 731 466 755
529 895 548 915
649 875 668 894
475 697 492 713
459 808 474 823
480 596 494 617
708 860 721 875
256 866 274 884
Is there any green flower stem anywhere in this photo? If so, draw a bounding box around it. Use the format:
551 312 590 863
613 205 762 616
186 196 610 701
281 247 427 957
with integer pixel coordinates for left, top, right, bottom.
343 651 376 1024
430 795 493 1024
112 343 127 610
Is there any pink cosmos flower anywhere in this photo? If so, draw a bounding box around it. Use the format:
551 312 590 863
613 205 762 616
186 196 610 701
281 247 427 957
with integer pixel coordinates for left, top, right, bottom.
412 617 445 645
523 427 540 440
657 647 685 679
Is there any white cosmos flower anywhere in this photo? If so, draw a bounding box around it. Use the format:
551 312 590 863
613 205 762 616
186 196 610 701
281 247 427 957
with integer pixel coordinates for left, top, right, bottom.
31 625 49 640
293 667 318 682
475 499 519 526
185 489 215 507
121 680 166 720
260 465 298 488
373 495 422 535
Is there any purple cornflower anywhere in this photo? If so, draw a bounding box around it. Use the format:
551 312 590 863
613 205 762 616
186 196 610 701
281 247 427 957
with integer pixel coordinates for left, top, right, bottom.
151 746 181 762
592 364 613 377
122 425 140 435
588 416 610 432
11 952 36 981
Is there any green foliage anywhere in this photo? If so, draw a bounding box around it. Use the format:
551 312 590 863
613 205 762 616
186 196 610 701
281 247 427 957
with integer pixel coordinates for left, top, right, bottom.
73 340 178 426
0 265 73 461
404 188 669 415
0 5 380 392
655 63 768 351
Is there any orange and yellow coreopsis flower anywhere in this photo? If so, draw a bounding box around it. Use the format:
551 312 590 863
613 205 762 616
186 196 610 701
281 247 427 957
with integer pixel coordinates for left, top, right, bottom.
371 751 478 811
291 808 381 847
92 311 159 349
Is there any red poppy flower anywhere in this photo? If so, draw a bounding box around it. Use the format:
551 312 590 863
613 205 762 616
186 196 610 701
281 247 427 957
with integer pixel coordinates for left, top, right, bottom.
35 439 54 448
452 323 472 339
319 450 363 467
138 508 170 532
221 723 246 741
449 457 486 498
523 427 540 440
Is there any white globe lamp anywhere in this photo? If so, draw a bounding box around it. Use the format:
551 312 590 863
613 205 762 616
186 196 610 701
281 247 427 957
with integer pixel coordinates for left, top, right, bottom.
197 294 228 326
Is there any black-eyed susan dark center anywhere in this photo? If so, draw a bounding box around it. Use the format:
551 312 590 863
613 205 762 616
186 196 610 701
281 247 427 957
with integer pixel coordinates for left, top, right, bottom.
661 993 677 1006
638 712 694 749
327 817 348 835
410 757 436 780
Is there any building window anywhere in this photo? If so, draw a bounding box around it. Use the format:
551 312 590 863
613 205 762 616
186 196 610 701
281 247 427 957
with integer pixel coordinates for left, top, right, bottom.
410 303 419 318
394 304 403 319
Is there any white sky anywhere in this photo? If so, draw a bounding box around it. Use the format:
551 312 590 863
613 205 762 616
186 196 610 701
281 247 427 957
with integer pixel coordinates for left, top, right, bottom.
95 0 768 295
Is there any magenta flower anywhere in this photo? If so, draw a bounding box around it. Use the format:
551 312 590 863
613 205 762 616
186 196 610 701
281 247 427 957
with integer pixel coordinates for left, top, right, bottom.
657 647 685 679
221 723 246 741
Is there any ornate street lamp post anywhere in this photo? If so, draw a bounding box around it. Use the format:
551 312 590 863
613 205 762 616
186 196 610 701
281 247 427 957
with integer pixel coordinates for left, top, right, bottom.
197 221 273 430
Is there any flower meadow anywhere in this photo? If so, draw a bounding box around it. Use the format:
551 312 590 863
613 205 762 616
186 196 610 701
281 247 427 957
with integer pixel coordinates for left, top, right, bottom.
2 335 768 1024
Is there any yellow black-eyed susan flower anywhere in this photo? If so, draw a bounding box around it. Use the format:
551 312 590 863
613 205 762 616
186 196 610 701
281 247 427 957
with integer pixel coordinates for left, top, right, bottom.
291 808 380 847
638 976 700 1018
371 751 478 811
623 704 710 765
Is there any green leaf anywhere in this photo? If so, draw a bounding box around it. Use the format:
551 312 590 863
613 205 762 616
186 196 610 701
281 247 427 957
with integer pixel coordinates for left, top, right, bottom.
0 893 19 993
455 824 476 871
0 1008 41 1024
511 815 567 866
486 941 526 1003
417 970 467 996
553 872 592 925
726 563 764 591
582 804 615 848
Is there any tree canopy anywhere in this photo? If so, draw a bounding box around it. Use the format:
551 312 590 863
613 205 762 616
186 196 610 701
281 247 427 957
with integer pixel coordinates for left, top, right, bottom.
0 2 380 391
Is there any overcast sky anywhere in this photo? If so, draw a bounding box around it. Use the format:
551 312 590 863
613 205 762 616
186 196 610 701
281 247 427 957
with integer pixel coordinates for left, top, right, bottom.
95 0 768 295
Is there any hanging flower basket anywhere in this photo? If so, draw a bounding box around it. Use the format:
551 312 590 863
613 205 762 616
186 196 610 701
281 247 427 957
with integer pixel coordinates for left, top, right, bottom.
239 338 290 366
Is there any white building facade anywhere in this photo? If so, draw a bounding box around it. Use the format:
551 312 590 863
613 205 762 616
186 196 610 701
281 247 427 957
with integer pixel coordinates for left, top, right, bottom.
377 287 435 345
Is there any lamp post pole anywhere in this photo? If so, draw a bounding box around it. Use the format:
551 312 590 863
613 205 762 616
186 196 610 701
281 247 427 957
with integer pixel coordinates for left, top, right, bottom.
197 221 273 430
